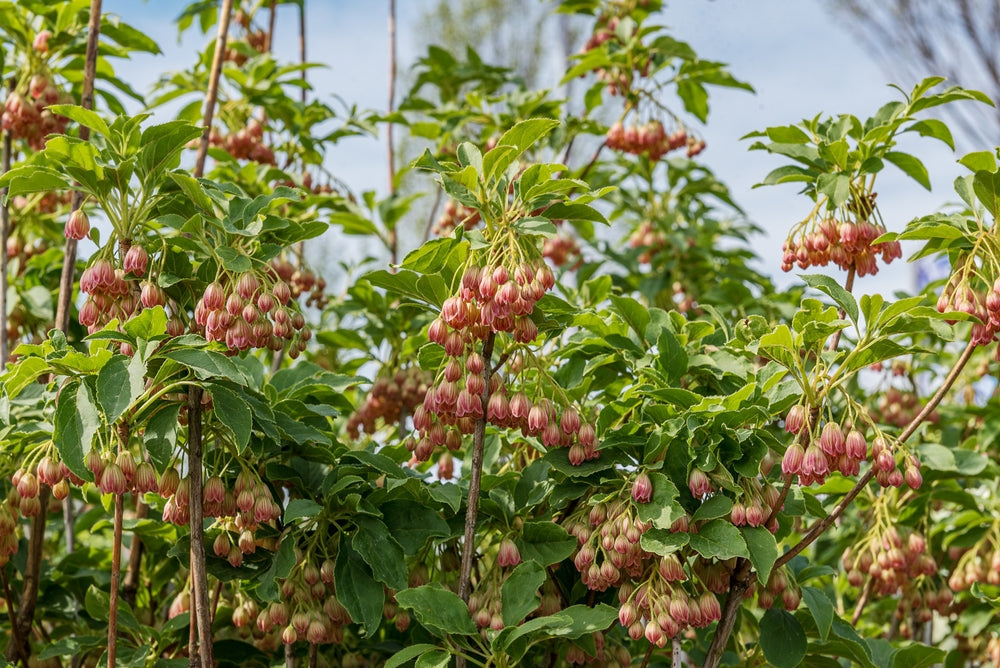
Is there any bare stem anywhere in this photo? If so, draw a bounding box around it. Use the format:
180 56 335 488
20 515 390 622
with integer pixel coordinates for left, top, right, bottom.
1 567 27 668
108 491 124 667
458 331 497 603
0 127 11 370
194 0 234 179
265 0 277 53
851 575 875 625
122 500 148 607
386 0 398 266
640 643 654 668
188 390 213 667
299 1 307 105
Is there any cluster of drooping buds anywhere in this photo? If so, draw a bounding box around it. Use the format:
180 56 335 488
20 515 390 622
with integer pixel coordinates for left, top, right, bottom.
255 549 352 645
842 524 936 596
346 366 433 439
194 272 311 355
78 258 140 335
936 277 1000 347
542 232 581 267
468 574 506 632
606 121 699 161
0 495 20 567
781 215 902 277
269 257 328 309
567 498 652 592
756 567 802 611
616 561 722 647
409 260 598 465
1 73 72 151
874 387 934 428
889 580 954 634
84 450 158 499
781 407 871 485
628 220 667 264
578 15 650 96
223 17 268 67
946 531 1000 593
730 480 782 534
434 199 481 237
208 118 275 164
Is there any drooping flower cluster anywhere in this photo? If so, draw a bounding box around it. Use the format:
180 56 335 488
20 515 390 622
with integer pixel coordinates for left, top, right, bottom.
781 217 902 277
193 271 311 356
780 405 922 489
936 277 1000 347
842 524 936 596
346 366 433 439
606 121 704 161
1 72 72 151
409 260 598 465
254 551 352 646
208 117 276 165
433 199 481 237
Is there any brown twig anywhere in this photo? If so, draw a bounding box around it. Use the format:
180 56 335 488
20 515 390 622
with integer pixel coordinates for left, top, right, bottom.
121 500 148 607
187 390 213 667
211 579 223 623
640 643 654 668
851 575 875 625
1 567 28 668
457 331 497 603
194 0 233 179
108 489 124 667
308 643 317 668
386 0 398 266
285 643 295 668
265 0 277 53
0 126 11 370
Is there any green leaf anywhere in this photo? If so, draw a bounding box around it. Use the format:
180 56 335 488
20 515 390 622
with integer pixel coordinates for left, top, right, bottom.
959 151 997 173
759 608 807 668
415 651 450 668
639 528 689 556
283 498 321 524
516 521 576 566
740 526 778 585
165 349 250 385
97 355 144 423
885 151 931 190
905 118 954 149
54 380 100 482
206 384 252 452
384 645 441 668
692 494 733 523
144 403 181 473
974 169 1000 219
678 80 708 122
334 537 384 637
353 516 408 591
48 104 110 137
817 173 851 207
801 585 834 641
609 295 650 342
501 561 545 626
395 583 477 637
380 500 451 555
799 274 859 324
688 518 749 561
891 644 946 668
494 118 559 160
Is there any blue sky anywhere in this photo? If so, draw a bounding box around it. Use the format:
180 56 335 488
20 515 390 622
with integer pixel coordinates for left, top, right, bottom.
99 0 977 297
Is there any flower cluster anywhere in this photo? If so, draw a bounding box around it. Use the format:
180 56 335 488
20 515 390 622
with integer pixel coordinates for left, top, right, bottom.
208 118 276 165
781 217 902 277
433 199 481 237
346 366 433 439
254 551 352 645
194 272 311 355
842 524 936 596
606 121 703 161
1 73 72 150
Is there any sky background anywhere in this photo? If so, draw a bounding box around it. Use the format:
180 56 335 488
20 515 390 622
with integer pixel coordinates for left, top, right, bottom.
98 0 980 298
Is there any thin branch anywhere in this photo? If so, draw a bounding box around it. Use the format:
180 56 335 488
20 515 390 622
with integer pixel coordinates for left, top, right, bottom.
0 126 11 371
194 0 234 179
386 0 398 266
640 643 654 668
121 500 148 607
458 331 497 603
1 567 28 668
108 490 124 667
188 390 213 667
851 575 875 625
